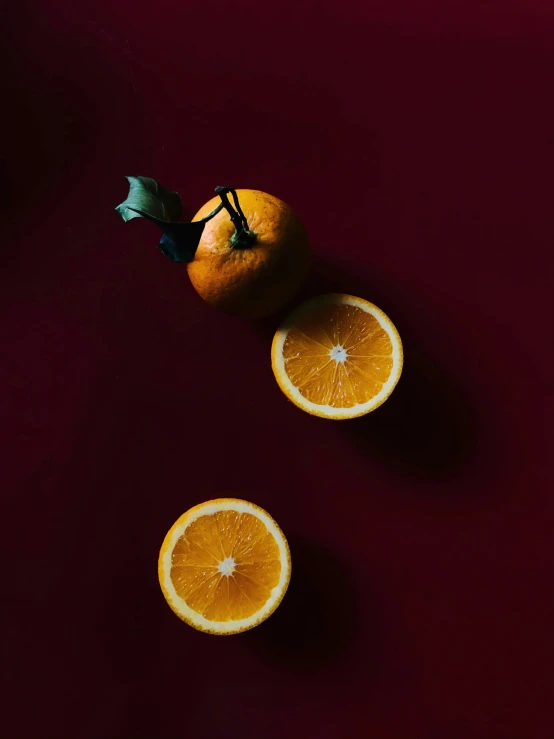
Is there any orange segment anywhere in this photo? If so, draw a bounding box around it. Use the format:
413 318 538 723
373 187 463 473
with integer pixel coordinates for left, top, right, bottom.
159 499 291 635
272 294 403 419
170 511 281 621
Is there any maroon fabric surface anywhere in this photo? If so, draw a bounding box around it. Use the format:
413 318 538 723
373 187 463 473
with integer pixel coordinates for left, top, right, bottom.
2 1 553 737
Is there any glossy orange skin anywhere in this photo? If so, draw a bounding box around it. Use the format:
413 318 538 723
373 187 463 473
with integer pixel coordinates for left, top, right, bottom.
188 189 310 318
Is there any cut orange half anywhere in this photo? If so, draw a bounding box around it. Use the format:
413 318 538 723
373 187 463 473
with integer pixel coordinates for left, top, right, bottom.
271 293 403 420
158 499 291 635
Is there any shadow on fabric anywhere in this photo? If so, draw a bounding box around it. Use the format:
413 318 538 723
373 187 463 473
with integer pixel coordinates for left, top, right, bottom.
243 535 363 670
254 256 479 481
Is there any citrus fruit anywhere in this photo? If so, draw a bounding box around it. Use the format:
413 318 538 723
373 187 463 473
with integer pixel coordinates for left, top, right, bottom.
189 189 310 317
271 293 403 420
158 499 291 635
116 177 310 318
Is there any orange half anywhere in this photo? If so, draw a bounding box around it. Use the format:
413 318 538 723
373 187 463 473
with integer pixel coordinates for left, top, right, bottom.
271 293 403 419
158 499 291 635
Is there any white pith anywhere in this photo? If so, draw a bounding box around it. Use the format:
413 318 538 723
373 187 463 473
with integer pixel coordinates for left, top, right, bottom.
217 557 236 576
330 345 348 363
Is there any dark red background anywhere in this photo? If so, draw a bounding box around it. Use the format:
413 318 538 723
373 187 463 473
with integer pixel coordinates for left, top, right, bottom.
2 1 553 737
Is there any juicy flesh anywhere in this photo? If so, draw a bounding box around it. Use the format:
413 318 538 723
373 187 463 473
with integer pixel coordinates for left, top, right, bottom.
170 511 282 621
283 303 393 407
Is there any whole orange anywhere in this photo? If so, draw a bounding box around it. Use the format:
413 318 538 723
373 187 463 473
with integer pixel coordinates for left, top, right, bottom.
188 189 310 318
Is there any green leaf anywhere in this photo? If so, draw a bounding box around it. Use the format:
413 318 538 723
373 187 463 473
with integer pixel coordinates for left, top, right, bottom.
115 176 183 223
115 175 206 263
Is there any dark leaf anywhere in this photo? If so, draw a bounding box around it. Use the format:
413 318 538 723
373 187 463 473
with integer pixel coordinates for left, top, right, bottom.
156 226 206 263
